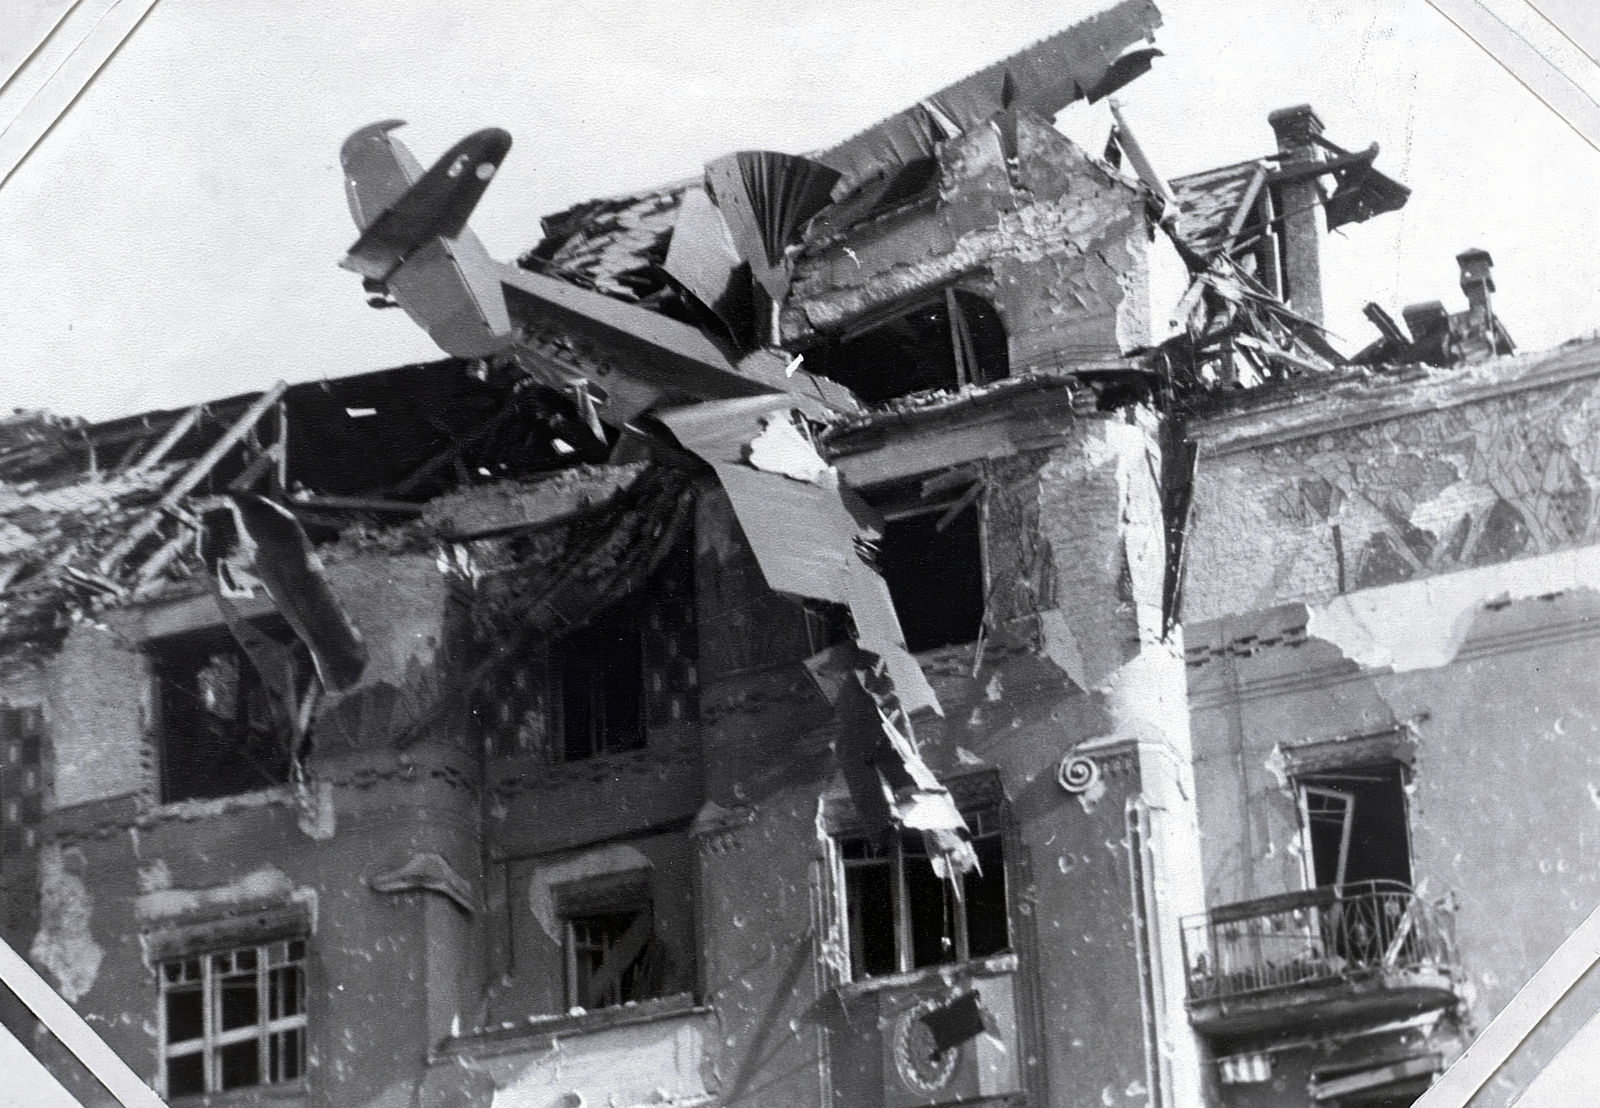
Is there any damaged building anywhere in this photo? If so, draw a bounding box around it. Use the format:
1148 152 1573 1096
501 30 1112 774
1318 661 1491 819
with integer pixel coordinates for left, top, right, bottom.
2 2 1597 1106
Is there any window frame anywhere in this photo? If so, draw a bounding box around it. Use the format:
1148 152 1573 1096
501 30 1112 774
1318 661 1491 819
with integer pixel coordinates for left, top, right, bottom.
829 793 1011 983
148 617 311 804
869 481 990 655
552 599 647 762
1293 760 1415 892
158 938 308 1099
555 869 663 1010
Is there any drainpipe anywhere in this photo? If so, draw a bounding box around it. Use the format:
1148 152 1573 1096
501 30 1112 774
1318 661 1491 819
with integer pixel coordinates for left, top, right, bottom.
1267 104 1327 326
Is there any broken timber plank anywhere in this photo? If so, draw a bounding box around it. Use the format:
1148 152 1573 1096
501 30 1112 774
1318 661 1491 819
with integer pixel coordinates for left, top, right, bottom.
99 381 288 576
421 464 646 538
291 495 425 516
228 440 285 492
124 401 203 475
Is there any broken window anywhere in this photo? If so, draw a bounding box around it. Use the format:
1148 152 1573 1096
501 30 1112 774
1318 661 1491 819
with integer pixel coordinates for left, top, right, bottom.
1297 761 1413 890
875 494 986 653
150 620 310 804
839 804 1008 980
558 870 672 1010
160 939 307 1098
555 599 646 761
804 289 1008 404
486 540 698 762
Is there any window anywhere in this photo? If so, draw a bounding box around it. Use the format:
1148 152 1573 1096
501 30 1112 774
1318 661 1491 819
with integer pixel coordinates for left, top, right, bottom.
1297 761 1413 889
876 497 986 653
0 706 42 856
160 940 307 1098
805 289 1008 404
840 806 1008 980
485 541 698 763
558 871 671 1010
556 600 646 761
151 620 310 803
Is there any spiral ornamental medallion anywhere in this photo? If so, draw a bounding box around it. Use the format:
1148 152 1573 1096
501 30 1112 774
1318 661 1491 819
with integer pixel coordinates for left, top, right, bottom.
892 997 960 1094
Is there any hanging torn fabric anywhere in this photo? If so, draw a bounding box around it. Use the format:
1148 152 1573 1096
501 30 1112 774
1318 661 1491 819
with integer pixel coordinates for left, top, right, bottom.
807 641 976 877
226 492 369 691
654 396 939 718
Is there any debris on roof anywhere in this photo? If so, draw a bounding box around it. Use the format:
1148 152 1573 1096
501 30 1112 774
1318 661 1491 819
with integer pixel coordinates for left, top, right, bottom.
815 0 1163 198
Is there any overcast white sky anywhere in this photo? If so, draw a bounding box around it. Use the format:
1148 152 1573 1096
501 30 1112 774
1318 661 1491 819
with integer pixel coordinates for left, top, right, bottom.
2 0 1598 422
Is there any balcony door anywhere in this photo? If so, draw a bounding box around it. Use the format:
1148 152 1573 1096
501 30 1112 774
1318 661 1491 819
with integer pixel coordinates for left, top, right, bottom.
1298 762 1415 967
1297 761 1413 891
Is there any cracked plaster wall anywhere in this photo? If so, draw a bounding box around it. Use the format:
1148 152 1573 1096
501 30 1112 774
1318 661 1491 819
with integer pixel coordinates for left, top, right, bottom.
1184 373 1600 629
1188 583 1600 1092
21 549 482 1107
683 465 1169 1108
1182 371 1600 1086
785 110 1150 372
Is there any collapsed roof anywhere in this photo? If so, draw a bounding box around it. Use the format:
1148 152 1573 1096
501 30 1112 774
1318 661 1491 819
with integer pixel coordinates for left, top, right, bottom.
1 0 1526 866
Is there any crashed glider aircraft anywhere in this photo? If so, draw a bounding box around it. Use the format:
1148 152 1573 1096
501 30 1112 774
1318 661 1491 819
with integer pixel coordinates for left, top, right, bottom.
336 0 1166 874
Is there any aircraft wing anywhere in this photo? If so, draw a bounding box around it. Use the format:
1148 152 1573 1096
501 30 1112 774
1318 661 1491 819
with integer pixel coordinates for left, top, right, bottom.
337 122 863 415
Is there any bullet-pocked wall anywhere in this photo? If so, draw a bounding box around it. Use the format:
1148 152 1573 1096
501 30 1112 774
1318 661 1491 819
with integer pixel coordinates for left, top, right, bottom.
26 551 484 1108
1182 348 1600 1100
691 404 1185 1108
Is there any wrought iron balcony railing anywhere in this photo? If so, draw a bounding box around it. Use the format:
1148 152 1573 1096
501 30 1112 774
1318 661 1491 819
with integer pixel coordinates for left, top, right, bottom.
1181 880 1457 1006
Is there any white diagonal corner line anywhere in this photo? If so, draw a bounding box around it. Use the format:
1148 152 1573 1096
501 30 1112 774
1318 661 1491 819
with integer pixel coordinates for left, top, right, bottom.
1426 0 1600 154
0 1017 84 1108
0 0 84 96
1410 896 1600 1107
0 937 167 1108
1525 0 1600 67
0 0 161 191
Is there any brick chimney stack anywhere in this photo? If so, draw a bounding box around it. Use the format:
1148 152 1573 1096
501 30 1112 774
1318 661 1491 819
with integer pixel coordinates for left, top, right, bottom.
1267 104 1326 326
1457 248 1495 330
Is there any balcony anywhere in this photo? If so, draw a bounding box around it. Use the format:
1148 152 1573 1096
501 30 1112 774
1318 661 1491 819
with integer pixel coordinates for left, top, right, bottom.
1181 880 1461 1040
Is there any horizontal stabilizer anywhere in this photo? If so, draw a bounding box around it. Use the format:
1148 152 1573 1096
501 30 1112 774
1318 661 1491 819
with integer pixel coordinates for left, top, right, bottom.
341 125 511 282
338 121 515 357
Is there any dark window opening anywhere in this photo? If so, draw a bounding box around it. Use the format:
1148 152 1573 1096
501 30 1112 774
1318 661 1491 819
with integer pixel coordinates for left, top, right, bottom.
805 290 1008 404
151 620 310 804
1298 761 1413 890
488 541 696 762
841 807 1008 980
558 871 673 1010
877 499 985 652
557 601 646 761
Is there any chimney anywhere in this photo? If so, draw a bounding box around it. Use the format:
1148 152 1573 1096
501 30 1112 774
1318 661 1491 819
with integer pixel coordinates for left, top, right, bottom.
1457 248 1495 329
1267 104 1326 326
1453 247 1513 360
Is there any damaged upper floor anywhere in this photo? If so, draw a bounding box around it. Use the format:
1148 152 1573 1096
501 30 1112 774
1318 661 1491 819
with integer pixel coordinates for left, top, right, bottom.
332 0 1486 439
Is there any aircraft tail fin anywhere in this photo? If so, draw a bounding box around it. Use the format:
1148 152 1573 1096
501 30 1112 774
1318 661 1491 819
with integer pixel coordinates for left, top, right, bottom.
338 122 514 357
